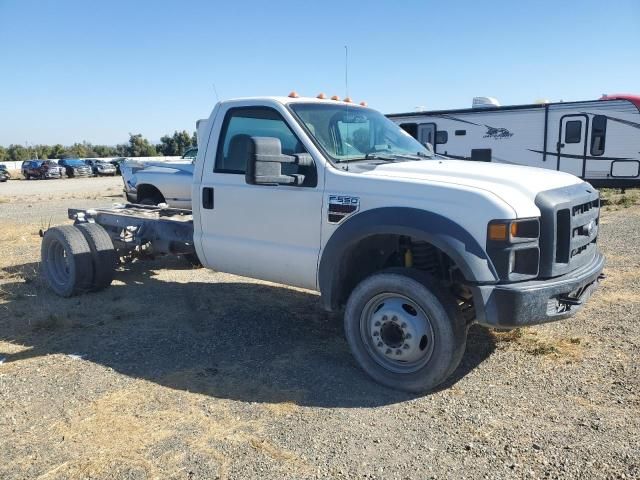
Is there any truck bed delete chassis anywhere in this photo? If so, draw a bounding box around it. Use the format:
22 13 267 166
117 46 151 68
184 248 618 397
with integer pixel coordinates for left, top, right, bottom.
68 203 195 257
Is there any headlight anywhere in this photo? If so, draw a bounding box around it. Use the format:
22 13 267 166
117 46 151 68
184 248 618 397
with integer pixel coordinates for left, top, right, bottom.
488 219 539 243
487 218 540 280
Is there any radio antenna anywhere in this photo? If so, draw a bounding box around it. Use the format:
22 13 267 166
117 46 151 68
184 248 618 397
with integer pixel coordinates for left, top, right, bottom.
344 45 349 98
212 83 220 102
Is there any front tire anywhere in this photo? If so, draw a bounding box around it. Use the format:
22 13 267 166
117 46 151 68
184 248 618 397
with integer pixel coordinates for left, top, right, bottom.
344 269 467 393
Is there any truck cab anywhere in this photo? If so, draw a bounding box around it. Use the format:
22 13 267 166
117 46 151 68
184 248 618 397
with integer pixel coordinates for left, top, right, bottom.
42 95 604 393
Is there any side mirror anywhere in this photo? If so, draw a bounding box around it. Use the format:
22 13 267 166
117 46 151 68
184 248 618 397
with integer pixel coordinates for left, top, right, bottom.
245 136 312 186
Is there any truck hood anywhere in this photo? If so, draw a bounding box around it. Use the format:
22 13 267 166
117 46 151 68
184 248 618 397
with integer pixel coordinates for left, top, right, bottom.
363 159 584 217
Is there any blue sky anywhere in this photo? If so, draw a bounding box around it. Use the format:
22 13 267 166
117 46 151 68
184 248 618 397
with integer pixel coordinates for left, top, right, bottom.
0 0 638 145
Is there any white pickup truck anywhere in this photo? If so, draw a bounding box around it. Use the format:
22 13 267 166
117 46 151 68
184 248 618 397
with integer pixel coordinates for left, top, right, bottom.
40 95 604 392
121 147 198 208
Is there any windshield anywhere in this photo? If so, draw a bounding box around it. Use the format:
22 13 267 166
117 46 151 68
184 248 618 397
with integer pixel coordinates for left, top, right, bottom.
290 103 432 163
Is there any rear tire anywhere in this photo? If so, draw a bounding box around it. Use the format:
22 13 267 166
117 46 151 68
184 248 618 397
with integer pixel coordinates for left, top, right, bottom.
75 223 117 291
344 268 467 393
41 225 94 297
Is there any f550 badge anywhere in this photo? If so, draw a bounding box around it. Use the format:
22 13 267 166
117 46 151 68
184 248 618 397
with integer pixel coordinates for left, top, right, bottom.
328 195 359 224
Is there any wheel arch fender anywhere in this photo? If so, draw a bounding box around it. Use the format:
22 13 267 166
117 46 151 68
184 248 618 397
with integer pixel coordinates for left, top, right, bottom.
318 207 497 311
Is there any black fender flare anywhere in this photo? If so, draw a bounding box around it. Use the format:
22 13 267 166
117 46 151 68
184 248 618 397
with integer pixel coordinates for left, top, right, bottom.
318 207 498 311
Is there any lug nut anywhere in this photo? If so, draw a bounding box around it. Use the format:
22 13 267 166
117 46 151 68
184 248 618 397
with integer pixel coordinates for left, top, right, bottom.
382 315 388 321
405 333 412 339
401 322 407 329
403 344 410 349
373 331 379 337
396 349 402 355
386 348 392 355
392 316 398 322
374 321 381 327
377 341 383 347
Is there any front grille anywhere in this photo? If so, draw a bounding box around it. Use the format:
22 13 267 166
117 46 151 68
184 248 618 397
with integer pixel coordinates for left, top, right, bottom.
536 183 600 278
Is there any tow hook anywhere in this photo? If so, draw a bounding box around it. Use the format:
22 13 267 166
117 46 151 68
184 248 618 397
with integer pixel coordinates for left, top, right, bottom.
558 295 582 306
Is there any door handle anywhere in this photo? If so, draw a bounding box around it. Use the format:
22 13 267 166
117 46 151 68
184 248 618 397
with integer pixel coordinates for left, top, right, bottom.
202 187 214 209
557 142 565 150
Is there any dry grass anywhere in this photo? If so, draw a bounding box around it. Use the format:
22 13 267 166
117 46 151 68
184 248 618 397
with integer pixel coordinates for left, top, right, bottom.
491 328 585 359
600 188 640 210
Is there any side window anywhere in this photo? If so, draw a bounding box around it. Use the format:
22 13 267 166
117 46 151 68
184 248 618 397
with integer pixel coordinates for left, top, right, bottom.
590 115 607 156
435 130 448 144
565 120 582 143
215 107 306 174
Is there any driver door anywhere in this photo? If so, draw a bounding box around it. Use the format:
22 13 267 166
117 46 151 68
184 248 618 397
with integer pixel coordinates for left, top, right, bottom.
198 106 323 290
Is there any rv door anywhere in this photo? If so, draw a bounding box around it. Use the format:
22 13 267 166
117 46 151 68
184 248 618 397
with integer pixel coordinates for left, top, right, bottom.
418 123 436 148
558 115 588 177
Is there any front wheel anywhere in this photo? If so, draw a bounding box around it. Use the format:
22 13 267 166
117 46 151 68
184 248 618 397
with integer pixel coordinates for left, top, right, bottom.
344 269 467 393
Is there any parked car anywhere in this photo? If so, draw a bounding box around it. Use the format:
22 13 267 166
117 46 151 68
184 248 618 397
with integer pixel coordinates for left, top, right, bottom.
21 160 63 179
109 157 127 175
84 158 117 176
0 165 10 182
58 158 93 178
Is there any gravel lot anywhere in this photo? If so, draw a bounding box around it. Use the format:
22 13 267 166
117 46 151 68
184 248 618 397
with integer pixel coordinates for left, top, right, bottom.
0 180 638 479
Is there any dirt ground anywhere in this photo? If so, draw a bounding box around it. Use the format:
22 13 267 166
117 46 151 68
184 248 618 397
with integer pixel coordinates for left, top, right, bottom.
0 179 638 479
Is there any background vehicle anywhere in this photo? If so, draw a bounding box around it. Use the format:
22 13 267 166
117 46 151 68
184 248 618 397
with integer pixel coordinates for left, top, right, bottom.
0 164 10 182
40 95 604 393
21 160 63 179
389 93 640 188
84 158 117 176
121 147 199 208
109 157 127 175
58 158 92 178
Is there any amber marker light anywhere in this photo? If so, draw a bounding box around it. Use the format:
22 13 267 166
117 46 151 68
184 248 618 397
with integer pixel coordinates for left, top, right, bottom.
488 223 508 241
317 93 327 99
288 91 299 98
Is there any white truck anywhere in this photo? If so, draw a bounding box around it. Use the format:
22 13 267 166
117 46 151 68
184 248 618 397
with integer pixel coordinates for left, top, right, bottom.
40 95 605 392
121 147 198 208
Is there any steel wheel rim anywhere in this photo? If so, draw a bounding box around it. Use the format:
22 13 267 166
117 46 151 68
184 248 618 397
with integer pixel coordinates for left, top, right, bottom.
47 239 70 286
359 293 435 374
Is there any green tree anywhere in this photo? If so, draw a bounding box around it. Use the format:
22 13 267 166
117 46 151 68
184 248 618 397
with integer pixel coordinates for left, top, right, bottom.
126 133 157 157
6 144 30 162
0 146 7 162
49 144 66 159
158 130 195 156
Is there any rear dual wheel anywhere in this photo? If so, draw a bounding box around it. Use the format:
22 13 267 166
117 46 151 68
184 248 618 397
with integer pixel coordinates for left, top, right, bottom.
344 269 467 393
41 223 116 297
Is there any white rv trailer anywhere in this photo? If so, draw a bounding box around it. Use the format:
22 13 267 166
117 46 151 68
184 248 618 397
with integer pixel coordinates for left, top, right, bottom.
388 94 640 188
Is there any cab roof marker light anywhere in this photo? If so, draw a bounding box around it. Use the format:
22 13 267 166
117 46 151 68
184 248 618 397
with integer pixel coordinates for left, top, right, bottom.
359 101 367 106
331 95 340 101
288 91 299 98
317 93 327 99
344 97 353 103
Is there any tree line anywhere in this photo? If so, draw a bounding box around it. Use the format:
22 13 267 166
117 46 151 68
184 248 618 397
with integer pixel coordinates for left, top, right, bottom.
0 130 197 163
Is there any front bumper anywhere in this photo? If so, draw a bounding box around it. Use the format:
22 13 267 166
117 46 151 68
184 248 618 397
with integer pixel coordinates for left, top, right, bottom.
471 251 605 328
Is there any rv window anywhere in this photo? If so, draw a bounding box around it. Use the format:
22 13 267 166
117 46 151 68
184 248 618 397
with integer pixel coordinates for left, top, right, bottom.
435 131 448 144
565 121 582 144
590 115 607 156
455 130 466 136
399 123 418 139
